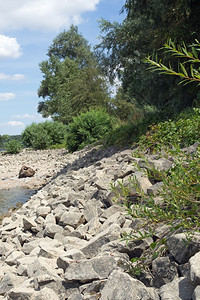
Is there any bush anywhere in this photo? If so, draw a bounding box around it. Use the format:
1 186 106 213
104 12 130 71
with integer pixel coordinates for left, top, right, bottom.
5 139 22 154
66 109 112 152
138 108 200 152
22 121 67 150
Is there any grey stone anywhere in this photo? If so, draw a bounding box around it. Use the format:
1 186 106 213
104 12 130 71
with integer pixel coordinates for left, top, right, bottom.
58 249 85 267
44 213 56 224
38 244 64 259
100 205 124 220
36 206 51 218
59 211 85 228
152 256 178 288
34 287 60 300
100 269 151 300
189 251 200 285
0 241 14 256
34 276 71 299
76 217 101 237
79 280 106 295
167 233 200 264
181 142 200 155
138 157 173 173
178 263 190 277
27 257 59 279
132 171 153 194
159 277 195 300
44 224 63 238
147 182 164 196
53 204 68 221
80 224 121 258
83 200 103 222
64 236 88 250
0 220 20 233
100 212 125 232
101 234 153 259
94 178 111 191
5 250 25 266
146 287 160 300
17 232 32 246
0 274 24 296
6 287 35 300
23 217 37 231
64 255 117 283
22 239 42 255
57 255 72 271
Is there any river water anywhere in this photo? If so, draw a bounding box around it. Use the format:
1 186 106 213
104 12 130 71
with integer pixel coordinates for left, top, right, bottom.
0 187 36 215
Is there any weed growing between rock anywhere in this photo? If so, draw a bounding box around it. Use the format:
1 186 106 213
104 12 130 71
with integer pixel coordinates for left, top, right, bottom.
111 146 200 277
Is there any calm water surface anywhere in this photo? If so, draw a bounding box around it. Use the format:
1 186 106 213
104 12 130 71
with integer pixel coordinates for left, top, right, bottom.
0 187 36 215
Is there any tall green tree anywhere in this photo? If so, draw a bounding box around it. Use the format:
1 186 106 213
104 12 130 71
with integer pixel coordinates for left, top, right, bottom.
38 25 110 124
96 0 200 111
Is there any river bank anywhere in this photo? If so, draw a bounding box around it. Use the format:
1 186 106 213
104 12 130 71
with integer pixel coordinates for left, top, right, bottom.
0 148 72 190
0 144 199 299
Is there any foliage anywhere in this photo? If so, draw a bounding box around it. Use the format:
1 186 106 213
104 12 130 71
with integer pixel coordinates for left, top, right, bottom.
47 25 94 67
95 0 200 111
111 146 200 275
66 109 112 152
0 135 21 149
5 139 22 154
38 25 110 124
22 121 67 150
145 39 200 86
109 87 137 121
138 108 200 152
103 106 170 147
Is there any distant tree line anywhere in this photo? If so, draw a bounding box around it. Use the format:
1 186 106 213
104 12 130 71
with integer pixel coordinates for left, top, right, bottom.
0 135 21 149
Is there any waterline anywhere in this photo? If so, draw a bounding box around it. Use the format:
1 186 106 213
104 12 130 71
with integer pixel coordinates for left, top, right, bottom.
0 187 36 215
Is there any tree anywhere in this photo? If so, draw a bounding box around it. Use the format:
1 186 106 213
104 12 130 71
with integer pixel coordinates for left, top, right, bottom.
95 0 200 111
38 25 110 124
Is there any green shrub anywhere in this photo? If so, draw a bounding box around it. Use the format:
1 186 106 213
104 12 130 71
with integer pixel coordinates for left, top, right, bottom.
138 108 200 152
5 139 22 154
22 121 67 150
42 121 67 145
66 109 112 152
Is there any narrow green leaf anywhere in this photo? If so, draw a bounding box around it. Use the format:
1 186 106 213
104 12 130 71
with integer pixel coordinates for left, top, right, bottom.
192 47 198 59
180 63 188 77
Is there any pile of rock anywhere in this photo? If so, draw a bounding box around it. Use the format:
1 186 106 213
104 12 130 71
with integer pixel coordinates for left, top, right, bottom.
0 145 199 299
0 148 74 189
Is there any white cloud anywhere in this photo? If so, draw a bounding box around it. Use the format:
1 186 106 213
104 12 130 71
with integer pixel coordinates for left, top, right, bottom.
0 0 100 32
13 113 41 120
7 121 24 127
0 35 22 59
0 93 15 101
0 73 25 80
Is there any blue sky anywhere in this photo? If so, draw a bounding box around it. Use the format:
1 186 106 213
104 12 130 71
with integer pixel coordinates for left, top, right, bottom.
0 0 125 135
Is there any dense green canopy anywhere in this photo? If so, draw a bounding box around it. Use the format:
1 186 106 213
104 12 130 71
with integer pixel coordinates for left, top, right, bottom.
38 25 110 124
95 0 200 111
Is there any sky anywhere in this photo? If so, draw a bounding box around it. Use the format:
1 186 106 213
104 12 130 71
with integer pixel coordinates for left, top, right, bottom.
0 0 125 136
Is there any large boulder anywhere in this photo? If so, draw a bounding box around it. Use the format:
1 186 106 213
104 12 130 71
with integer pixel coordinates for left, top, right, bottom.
19 165 35 178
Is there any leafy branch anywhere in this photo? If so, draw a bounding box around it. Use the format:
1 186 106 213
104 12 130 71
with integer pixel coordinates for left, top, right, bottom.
145 39 200 85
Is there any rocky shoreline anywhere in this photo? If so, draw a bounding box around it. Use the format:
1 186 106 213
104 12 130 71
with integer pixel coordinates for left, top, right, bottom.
0 144 199 299
0 149 72 190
